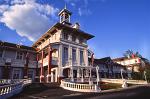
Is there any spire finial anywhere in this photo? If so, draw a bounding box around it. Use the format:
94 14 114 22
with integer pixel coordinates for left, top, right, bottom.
64 3 67 9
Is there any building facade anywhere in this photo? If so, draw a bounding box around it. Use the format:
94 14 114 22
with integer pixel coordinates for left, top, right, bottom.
0 41 38 81
113 56 141 72
89 57 128 79
32 7 94 83
113 56 143 79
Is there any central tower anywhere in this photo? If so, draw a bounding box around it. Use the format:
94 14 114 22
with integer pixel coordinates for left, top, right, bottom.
58 5 72 25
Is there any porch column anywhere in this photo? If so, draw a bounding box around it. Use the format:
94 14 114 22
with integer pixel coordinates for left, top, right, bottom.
47 45 52 83
76 48 80 66
81 68 84 82
70 67 74 82
77 67 80 78
84 48 88 66
40 50 44 83
68 45 72 66
35 53 39 82
24 52 29 79
55 68 58 82
58 44 63 83
51 71 54 82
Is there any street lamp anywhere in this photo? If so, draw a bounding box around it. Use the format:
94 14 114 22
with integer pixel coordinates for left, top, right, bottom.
96 65 100 85
121 69 128 88
121 69 124 80
144 71 148 83
141 60 147 83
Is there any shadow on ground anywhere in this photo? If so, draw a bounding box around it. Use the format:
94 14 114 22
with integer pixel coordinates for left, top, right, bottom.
10 83 150 99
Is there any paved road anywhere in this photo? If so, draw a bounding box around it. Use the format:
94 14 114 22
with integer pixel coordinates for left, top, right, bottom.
10 83 150 99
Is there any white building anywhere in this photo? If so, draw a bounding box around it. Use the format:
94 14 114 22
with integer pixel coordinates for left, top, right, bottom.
32 7 94 83
0 41 38 81
89 57 127 79
113 56 141 72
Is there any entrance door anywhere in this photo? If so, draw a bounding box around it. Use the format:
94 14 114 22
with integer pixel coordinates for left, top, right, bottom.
28 70 34 80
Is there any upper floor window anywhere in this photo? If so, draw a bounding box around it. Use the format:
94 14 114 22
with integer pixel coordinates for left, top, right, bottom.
72 49 76 62
80 50 84 65
16 52 23 60
72 35 76 42
0 49 3 58
79 37 84 44
63 32 69 40
63 47 68 63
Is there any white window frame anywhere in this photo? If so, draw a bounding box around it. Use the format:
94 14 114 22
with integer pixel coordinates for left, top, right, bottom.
63 32 69 40
28 69 34 80
63 47 68 65
16 51 24 60
12 69 21 79
72 48 76 63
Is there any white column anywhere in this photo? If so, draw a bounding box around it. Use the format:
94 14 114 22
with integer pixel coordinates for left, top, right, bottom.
68 45 72 66
76 48 80 66
81 68 84 82
96 66 100 85
58 44 63 78
77 67 80 78
84 48 88 66
51 71 54 82
70 67 74 82
55 69 58 82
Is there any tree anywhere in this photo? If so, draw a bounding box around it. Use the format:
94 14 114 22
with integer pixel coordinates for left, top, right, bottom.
123 49 134 58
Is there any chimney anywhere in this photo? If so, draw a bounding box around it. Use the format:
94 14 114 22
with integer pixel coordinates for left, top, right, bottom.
73 22 80 29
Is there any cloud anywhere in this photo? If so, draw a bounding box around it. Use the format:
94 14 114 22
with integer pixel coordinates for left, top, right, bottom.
0 5 9 13
64 0 91 16
0 0 59 42
78 7 91 16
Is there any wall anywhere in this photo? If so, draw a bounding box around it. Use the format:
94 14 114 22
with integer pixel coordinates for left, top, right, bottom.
37 30 61 50
3 50 16 59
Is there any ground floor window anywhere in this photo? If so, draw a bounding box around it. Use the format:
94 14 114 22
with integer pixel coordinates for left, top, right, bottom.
13 69 21 79
28 70 34 79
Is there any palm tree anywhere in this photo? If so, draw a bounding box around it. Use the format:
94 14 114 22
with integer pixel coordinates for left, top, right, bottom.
123 49 134 58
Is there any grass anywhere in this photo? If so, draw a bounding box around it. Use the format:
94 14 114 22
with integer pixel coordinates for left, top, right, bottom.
100 82 122 90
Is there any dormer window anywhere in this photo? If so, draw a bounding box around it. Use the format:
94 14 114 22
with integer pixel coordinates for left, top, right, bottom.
63 32 68 40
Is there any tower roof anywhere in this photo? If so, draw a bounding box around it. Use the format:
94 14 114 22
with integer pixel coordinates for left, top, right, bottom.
58 6 72 16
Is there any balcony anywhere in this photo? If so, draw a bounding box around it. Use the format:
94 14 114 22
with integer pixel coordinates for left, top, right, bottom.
52 57 58 65
11 59 25 67
41 57 58 66
28 61 38 68
0 58 37 68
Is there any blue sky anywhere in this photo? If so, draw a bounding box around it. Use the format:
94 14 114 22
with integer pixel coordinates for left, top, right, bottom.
0 0 150 59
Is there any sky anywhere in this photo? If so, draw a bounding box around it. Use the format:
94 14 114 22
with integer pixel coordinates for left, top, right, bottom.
0 0 150 59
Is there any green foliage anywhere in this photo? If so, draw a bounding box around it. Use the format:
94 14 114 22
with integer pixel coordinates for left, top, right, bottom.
132 72 144 80
145 69 150 83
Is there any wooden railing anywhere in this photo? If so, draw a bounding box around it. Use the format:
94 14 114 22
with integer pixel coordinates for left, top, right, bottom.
0 79 32 99
60 79 101 92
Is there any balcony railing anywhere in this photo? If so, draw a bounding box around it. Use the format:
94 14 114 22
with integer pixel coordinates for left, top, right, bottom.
60 78 101 92
12 59 25 67
0 58 37 68
0 79 32 99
